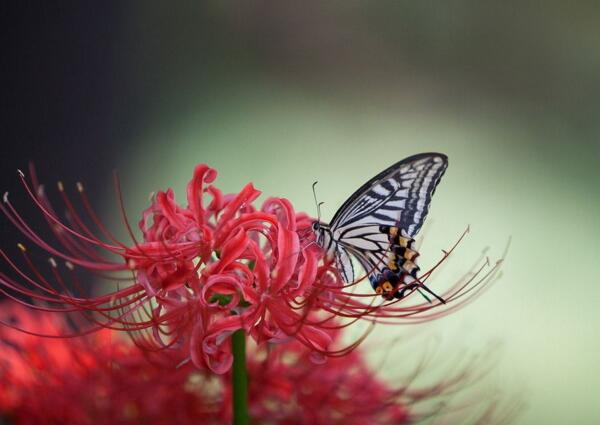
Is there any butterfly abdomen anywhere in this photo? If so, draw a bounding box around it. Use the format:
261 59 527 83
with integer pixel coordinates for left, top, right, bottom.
371 225 421 299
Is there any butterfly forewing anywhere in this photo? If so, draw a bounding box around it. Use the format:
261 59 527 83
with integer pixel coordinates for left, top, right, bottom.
331 153 447 238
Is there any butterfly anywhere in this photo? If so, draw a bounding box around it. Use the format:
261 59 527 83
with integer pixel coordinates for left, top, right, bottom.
311 153 448 301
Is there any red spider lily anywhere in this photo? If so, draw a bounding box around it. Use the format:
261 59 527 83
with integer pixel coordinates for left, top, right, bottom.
0 164 502 374
0 305 520 425
0 304 223 425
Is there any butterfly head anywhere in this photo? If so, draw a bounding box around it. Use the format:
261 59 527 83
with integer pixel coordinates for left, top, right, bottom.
311 221 321 232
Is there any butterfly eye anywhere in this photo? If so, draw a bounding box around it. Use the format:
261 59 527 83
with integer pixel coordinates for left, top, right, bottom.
311 222 320 231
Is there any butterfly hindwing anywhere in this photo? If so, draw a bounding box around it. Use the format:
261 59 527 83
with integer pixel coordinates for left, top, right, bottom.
334 244 355 284
332 224 389 283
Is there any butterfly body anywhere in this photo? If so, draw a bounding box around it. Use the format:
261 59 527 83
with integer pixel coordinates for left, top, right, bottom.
312 153 448 300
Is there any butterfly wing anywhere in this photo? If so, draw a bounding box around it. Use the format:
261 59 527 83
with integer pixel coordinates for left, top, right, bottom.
331 153 448 237
333 244 355 284
330 153 448 284
322 224 386 284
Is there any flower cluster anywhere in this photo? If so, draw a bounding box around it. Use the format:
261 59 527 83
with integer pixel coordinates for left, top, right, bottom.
0 304 519 425
0 165 501 374
0 304 221 425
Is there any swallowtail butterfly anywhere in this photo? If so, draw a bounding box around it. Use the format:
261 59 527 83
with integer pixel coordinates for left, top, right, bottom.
312 153 448 301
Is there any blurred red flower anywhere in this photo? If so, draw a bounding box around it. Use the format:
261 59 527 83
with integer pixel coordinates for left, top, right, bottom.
0 304 222 425
0 305 518 425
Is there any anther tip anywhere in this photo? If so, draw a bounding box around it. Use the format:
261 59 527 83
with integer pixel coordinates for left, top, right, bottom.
17 169 25 178
17 243 26 252
57 181 64 191
76 182 84 192
3 192 8 203
65 261 74 270
48 257 58 268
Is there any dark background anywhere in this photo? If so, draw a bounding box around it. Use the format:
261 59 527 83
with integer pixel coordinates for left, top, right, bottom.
3 3 128 196
4 2 599 187
2 4 600 424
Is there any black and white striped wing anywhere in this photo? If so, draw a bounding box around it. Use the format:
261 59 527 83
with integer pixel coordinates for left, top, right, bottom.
330 153 448 239
335 225 390 282
334 244 355 284
329 153 448 283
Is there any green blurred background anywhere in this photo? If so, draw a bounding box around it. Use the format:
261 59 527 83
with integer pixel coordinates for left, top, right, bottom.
111 3 599 424
5 2 600 424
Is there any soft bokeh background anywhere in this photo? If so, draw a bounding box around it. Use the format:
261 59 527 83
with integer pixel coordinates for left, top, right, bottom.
3 3 600 424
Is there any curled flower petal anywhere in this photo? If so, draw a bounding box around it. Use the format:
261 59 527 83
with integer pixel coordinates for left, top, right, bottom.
262 197 297 231
186 164 217 227
270 224 299 293
211 228 249 274
215 183 261 243
293 248 318 296
200 275 242 309
202 315 246 374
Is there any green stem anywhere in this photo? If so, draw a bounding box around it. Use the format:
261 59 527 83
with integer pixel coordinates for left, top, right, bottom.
232 329 249 425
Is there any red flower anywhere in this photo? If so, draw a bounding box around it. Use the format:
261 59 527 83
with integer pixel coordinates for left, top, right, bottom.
0 305 520 425
0 164 501 374
0 304 223 425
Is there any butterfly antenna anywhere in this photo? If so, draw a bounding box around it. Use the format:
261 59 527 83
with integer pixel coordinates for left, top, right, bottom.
312 181 321 221
318 202 325 222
